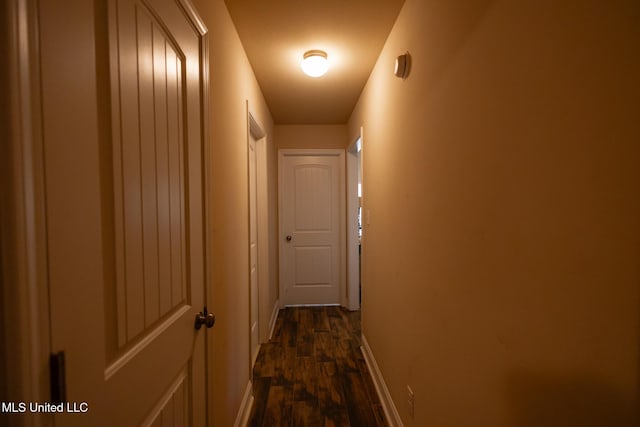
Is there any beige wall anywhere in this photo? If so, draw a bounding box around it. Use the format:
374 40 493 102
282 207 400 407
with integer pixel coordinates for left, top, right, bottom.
190 1 276 425
349 0 640 425
275 124 348 150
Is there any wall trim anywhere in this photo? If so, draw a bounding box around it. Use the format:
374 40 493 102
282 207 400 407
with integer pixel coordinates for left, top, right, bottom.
233 381 254 427
2 1 52 425
360 334 404 427
268 299 280 340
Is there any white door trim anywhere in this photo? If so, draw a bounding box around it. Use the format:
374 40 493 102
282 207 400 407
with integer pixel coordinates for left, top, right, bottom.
346 127 363 310
278 149 346 308
246 105 268 371
1 2 52 425
193 6 213 425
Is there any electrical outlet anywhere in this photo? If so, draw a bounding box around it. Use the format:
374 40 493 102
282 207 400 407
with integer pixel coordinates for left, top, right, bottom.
407 385 415 419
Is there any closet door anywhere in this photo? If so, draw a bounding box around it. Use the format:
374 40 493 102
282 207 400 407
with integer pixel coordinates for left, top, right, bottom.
41 0 209 424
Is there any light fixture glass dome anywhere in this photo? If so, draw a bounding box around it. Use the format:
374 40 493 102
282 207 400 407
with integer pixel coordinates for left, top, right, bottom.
301 50 328 77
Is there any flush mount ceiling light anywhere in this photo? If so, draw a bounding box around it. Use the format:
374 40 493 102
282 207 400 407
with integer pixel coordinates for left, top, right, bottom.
301 50 329 78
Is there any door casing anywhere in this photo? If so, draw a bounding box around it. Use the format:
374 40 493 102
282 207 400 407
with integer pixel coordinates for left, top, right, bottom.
1 2 52 425
247 111 264 368
346 128 363 311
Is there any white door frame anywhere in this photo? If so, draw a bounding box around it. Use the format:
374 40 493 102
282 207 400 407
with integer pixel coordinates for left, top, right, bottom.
1 2 52 424
346 127 363 310
246 105 269 364
278 149 347 308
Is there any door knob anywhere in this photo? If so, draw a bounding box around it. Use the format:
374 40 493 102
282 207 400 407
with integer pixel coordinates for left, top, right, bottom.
286 235 292 242
195 306 216 330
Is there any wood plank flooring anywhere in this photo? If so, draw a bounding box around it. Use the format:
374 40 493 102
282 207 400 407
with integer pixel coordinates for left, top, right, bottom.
248 306 387 427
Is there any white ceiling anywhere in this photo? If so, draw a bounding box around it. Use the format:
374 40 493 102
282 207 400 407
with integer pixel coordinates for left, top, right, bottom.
224 0 405 124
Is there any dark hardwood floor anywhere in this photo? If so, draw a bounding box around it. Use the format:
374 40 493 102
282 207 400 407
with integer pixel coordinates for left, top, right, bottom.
248 306 387 427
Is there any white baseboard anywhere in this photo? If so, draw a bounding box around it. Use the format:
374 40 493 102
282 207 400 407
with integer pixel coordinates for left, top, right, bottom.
360 334 404 427
233 381 254 427
268 299 279 340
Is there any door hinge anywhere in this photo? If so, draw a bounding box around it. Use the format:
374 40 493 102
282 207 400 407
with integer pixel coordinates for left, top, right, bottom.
50 351 66 404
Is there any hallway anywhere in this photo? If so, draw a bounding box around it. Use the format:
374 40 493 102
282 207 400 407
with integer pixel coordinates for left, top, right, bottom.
248 307 385 427
3 0 639 425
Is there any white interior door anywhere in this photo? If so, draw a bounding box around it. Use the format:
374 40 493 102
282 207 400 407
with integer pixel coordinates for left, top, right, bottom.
279 150 345 306
249 134 260 365
42 0 209 424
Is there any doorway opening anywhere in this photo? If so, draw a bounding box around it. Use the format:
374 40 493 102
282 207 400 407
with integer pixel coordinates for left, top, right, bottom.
347 129 362 310
248 110 266 368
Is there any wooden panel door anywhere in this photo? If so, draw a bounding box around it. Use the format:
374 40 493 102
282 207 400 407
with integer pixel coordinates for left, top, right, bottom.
40 0 209 425
279 150 345 306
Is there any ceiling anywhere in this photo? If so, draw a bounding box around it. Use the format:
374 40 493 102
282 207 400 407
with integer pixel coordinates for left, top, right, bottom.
224 0 405 124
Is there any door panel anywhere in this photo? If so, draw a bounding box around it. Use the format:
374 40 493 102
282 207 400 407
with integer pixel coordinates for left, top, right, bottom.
294 166 333 230
41 0 208 424
111 0 189 348
294 246 332 285
141 368 188 426
279 151 345 306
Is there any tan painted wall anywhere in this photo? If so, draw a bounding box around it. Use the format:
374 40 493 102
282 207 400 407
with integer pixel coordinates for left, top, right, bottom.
349 0 640 425
275 124 348 150
190 1 276 425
